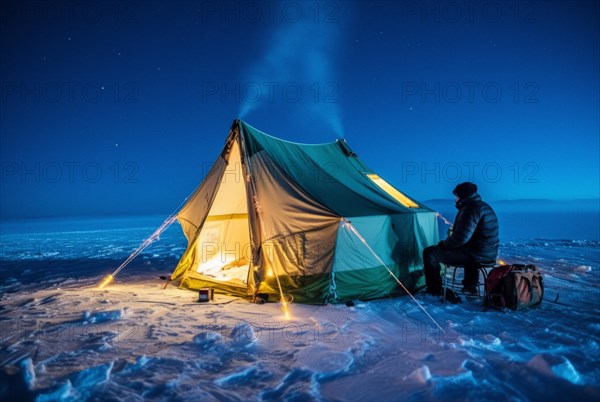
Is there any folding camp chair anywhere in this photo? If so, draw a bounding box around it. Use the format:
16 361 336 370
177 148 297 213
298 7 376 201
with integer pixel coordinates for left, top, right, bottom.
442 262 497 302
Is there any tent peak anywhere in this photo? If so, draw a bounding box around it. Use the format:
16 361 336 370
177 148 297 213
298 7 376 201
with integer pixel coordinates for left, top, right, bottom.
239 119 340 147
336 138 357 157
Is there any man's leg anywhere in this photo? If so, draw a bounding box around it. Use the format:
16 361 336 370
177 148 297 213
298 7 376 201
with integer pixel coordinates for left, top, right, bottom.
423 246 443 294
462 264 480 289
436 248 478 291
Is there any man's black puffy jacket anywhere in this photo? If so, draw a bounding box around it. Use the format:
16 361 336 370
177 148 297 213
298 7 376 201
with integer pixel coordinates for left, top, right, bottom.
439 193 499 262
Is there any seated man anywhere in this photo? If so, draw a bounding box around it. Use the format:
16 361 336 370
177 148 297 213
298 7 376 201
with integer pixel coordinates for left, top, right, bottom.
423 182 499 301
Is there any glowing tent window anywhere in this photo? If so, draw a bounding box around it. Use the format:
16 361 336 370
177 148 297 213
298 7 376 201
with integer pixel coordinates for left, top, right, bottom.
366 173 419 208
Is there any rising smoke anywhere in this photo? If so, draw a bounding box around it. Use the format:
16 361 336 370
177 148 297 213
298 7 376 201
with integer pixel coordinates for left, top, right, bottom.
238 11 344 137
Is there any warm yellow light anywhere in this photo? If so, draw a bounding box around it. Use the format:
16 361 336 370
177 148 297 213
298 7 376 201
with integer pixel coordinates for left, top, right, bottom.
267 268 274 277
282 301 291 320
98 274 114 289
497 259 506 265
366 174 419 208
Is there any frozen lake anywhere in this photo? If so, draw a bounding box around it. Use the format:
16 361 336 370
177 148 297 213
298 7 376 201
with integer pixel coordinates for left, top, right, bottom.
0 204 598 401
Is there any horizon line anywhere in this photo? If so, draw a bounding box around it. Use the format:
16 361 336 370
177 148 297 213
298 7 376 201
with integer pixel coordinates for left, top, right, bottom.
1 197 599 221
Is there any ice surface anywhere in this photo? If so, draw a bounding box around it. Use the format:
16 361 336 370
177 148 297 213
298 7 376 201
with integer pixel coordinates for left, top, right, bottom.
228 321 258 347
404 365 432 383
575 265 592 272
295 347 353 375
193 331 223 350
82 309 125 323
527 354 584 385
0 214 599 400
35 381 73 402
19 358 35 390
72 361 114 393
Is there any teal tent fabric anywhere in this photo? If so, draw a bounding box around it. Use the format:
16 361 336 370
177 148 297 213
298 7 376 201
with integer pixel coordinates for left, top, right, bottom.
172 119 439 304
240 121 432 217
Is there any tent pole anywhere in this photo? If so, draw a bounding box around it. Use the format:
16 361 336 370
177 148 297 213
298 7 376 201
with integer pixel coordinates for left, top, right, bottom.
98 164 205 289
237 120 291 318
98 214 178 289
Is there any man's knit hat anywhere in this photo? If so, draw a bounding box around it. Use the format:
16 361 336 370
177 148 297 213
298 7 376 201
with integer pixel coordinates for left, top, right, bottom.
452 182 478 200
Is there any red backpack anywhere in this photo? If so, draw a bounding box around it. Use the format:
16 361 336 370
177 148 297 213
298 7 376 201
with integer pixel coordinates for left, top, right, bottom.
485 264 544 310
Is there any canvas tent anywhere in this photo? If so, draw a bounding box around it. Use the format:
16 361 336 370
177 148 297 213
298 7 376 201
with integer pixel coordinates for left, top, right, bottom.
170 119 439 304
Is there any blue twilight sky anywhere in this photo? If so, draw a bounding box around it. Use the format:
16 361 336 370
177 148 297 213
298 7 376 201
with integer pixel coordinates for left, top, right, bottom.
0 0 598 219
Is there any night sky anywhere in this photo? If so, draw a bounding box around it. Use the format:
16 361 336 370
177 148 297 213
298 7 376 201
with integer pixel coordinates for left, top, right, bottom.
1 0 598 219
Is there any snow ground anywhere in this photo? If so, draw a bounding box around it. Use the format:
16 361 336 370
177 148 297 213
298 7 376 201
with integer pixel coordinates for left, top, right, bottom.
0 215 599 401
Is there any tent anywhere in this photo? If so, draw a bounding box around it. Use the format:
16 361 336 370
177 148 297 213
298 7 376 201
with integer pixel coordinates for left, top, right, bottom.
169 119 439 304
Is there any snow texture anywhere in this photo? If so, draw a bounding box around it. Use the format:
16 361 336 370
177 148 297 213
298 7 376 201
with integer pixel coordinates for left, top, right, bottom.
0 214 599 401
